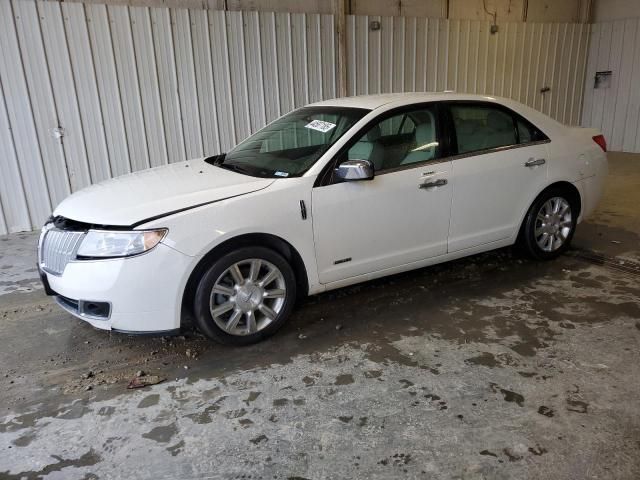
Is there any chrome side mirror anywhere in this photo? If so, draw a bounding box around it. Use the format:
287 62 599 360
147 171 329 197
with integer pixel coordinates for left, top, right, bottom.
334 159 374 181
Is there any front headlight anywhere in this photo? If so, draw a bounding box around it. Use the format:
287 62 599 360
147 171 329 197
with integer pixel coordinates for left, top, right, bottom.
76 229 168 259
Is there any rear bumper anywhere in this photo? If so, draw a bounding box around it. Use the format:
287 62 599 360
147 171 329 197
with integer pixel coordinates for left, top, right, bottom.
574 173 605 223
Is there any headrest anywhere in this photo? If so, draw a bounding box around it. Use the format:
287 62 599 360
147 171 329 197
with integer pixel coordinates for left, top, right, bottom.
362 124 381 142
487 111 512 131
415 122 434 144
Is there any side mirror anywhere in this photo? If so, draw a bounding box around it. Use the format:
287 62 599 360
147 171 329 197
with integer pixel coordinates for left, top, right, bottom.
334 159 374 181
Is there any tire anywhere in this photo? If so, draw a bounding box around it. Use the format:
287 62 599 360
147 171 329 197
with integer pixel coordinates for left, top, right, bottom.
519 187 578 260
193 246 297 345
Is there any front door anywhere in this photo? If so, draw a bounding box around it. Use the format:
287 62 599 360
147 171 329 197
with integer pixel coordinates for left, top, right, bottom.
312 104 453 284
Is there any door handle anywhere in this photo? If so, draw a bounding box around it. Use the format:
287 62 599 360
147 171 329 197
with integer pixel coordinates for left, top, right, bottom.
419 178 448 189
525 158 546 167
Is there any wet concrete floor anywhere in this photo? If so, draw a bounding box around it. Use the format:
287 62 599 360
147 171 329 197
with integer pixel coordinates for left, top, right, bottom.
0 153 639 479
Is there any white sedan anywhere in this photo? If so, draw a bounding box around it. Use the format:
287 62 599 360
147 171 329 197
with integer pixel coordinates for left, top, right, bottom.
38 93 608 344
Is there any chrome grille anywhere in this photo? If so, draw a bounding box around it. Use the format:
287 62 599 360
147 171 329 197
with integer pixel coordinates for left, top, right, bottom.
40 229 85 276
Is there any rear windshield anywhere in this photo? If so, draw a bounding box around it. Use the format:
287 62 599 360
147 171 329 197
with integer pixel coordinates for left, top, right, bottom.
217 106 368 178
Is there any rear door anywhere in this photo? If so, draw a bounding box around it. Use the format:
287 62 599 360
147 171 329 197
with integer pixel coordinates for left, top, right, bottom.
444 102 550 252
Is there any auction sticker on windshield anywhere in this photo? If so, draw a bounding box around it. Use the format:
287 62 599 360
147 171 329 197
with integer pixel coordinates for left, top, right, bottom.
305 119 336 133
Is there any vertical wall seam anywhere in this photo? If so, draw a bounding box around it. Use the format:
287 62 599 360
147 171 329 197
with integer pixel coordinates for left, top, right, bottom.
569 24 584 125
83 2 113 177
204 9 221 150
148 6 170 164
105 5 132 173
287 13 295 105
187 8 204 154
221 11 236 144
59 1 94 184
562 23 576 124
271 13 281 116
0 67 30 231
10 0 51 223
126 5 151 169
622 20 639 148
168 8 187 159
255 12 267 122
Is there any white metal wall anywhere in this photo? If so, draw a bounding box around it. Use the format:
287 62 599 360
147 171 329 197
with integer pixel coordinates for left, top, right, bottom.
346 16 590 124
582 18 640 153
0 1 337 234
0 1 591 235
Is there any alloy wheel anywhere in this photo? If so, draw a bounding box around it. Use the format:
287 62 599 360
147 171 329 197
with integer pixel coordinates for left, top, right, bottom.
209 259 286 336
534 197 573 252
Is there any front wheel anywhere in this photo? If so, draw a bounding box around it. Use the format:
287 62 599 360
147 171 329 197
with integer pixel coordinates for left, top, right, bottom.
193 246 297 345
519 188 578 260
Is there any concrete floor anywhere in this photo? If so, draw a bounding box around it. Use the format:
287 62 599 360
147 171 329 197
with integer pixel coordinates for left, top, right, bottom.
0 152 639 479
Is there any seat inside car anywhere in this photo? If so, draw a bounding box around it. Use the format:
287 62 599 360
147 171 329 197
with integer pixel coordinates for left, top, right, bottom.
348 124 384 170
483 110 516 149
401 119 437 165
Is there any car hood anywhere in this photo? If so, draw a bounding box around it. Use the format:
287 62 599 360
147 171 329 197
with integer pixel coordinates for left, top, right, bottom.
53 159 275 226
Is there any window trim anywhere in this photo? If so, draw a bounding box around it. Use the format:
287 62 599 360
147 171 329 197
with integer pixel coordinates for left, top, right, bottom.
314 102 447 187
443 100 550 159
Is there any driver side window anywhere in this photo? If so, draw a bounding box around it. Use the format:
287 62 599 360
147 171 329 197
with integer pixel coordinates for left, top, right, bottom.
346 106 440 173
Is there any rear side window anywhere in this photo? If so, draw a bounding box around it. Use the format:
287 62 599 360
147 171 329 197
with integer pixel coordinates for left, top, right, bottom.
517 119 546 144
451 105 517 154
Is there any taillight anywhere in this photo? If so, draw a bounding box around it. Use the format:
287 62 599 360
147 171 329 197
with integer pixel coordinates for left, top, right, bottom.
592 134 607 152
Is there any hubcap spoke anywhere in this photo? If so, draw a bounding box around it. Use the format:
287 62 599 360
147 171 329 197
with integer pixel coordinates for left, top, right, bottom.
225 309 242 331
212 284 234 297
264 288 286 299
258 304 277 320
248 259 261 282
230 264 244 286
246 311 257 333
212 301 234 316
258 268 279 288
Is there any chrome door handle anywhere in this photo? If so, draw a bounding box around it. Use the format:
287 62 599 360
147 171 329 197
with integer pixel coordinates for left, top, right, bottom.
525 158 546 167
419 178 448 189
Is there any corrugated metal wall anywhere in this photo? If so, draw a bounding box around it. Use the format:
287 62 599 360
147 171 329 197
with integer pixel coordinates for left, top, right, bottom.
346 16 590 124
0 1 337 234
582 18 640 153
0 1 590 235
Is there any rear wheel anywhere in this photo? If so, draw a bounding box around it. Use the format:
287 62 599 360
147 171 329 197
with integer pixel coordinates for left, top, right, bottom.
193 247 296 345
520 188 578 260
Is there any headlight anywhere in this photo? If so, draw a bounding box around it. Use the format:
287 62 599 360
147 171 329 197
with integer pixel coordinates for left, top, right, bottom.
76 229 168 259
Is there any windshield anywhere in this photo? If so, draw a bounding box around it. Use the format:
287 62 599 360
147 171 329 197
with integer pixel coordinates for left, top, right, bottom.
217 106 368 178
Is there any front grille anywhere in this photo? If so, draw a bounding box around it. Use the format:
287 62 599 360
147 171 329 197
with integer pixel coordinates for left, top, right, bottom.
40 229 85 276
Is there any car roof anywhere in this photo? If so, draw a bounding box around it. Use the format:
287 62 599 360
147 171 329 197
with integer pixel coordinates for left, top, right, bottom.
308 92 507 111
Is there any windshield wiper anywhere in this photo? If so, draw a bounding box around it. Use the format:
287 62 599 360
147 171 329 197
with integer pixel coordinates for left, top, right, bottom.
217 162 254 176
204 153 226 166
